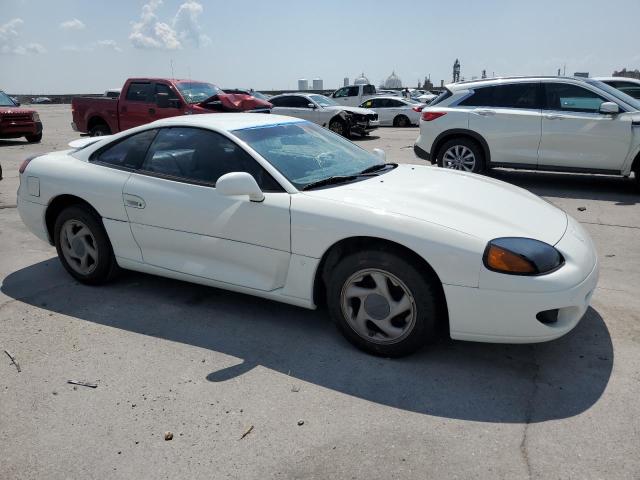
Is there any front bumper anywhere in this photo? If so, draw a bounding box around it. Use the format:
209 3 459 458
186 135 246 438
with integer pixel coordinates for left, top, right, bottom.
444 217 599 343
0 120 42 139
351 119 380 134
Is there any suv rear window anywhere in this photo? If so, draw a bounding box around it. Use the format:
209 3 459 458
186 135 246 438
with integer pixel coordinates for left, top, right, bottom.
459 83 540 109
429 89 452 106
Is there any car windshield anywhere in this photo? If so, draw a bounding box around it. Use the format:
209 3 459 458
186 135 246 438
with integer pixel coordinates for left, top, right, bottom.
309 94 338 107
0 91 16 107
585 79 640 111
233 121 383 189
175 82 221 104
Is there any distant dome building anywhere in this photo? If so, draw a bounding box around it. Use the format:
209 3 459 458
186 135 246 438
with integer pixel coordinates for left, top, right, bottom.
354 72 370 85
384 71 402 89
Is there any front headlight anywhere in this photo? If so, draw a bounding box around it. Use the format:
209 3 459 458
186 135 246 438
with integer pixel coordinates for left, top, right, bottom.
32 112 40 122
483 238 564 275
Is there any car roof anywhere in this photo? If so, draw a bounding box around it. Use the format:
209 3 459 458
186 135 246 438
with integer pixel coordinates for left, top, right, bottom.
594 76 640 83
150 113 304 132
446 76 592 91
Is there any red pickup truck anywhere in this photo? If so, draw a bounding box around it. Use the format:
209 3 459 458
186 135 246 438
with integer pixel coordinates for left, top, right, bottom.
0 90 43 143
71 78 272 136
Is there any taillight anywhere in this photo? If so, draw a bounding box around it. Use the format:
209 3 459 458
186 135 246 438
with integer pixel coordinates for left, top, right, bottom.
421 111 447 121
412 106 424 112
19 155 38 174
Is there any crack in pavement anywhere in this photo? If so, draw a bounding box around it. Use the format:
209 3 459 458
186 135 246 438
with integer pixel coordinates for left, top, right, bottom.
520 345 540 480
579 221 640 230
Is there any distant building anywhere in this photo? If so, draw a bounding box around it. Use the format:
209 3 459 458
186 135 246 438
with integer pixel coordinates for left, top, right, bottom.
312 78 323 90
343 77 349 87
613 68 640 79
384 71 402 89
574 72 589 78
423 76 433 90
354 73 370 85
298 79 308 91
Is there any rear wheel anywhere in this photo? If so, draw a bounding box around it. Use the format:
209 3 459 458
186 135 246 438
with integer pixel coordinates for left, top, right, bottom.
437 137 485 174
54 205 120 284
25 133 42 143
393 115 410 127
89 124 111 137
326 250 440 357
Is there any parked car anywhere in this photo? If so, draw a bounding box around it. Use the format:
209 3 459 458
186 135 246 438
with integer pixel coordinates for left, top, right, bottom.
359 96 424 127
103 89 121 98
0 90 43 143
17 113 598 357
269 93 379 137
414 76 640 186
330 84 378 107
71 78 273 136
31 97 52 104
594 77 640 100
377 89 402 97
416 92 438 104
223 88 271 101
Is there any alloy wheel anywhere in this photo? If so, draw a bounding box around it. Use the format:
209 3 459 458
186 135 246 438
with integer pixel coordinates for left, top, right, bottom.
60 219 99 275
443 145 476 171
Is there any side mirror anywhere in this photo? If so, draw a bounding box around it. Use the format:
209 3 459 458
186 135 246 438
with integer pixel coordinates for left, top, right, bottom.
600 102 619 114
156 92 170 108
372 148 386 162
216 172 265 202
307 103 316 109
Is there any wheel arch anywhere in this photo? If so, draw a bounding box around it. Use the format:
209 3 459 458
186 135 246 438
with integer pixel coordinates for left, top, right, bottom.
431 129 491 165
312 236 450 334
45 194 102 244
393 114 410 127
87 115 110 132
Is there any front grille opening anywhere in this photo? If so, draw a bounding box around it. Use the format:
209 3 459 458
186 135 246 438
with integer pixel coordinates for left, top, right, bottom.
536 309 559 325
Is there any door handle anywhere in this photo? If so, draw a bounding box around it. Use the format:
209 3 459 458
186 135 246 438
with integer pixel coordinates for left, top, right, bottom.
545 113 563 120
148 108 156 115
123 194 146 209
474 109 495 116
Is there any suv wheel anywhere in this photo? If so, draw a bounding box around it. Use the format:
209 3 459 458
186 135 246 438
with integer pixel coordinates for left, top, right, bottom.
326 250 439 357
89 124 111 137
437 137 485 174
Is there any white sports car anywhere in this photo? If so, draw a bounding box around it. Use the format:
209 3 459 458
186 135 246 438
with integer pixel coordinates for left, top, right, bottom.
17 113 598 357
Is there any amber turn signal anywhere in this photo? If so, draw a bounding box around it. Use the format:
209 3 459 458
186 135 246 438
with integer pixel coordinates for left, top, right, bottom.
485 244 536 274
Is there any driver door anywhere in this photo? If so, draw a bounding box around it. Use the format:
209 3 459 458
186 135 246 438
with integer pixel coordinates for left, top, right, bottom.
122 126 292 291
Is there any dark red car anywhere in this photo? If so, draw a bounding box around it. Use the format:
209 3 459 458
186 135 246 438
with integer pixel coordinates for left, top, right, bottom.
0 91 43 143
72 78 273 136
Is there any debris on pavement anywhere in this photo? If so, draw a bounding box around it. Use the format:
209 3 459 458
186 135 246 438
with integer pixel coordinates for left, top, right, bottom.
605 254 615 257
4 350 21 372
291 384 300 392
240 425 254 440
67 380 98 388
164 431 173 441
297 420 304 426
577 206 587 211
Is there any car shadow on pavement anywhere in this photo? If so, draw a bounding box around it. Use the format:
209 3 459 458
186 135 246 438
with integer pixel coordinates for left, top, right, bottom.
0 140 29 147
2 258 614 424
488 169 639 205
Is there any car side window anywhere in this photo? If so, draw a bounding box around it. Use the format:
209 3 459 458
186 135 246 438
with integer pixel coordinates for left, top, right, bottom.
290 96 311 108
544 83 607 113
270 96 286 107
361 99 374 108
459 83 539 109
608 81 640 100
363 85 376 95
92 129 158 169
154 83 179 102
125 82 152 102
272 96 298 107
140 127 283 192
346 86 359 97
389 99 406 107
333 88 348 98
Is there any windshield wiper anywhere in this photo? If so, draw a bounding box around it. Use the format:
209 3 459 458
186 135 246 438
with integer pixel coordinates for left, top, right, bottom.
358 162 398 175
301 175 359 191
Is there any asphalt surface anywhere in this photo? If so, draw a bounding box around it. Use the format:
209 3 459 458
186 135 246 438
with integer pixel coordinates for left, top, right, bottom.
1 105 639 479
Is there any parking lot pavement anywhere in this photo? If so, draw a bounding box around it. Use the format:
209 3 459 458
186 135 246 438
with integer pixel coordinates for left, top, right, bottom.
1 105 639 479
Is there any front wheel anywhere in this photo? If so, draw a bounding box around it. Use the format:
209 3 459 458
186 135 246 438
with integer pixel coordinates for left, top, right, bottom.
328 118 347 137
26 133 42 143
327 250 440 357
437 137 485 174
54 205 120 284
393 115 410 128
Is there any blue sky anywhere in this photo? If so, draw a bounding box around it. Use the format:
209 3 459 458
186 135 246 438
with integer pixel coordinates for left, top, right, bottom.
1 0 639 93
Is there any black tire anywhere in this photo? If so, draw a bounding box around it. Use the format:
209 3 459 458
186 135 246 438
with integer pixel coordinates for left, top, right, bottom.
53 204 120 285
436 137 485 174
328 118 348 137
89 124 111 137
25 133 42 143
326 250 440 357
393 115 410 128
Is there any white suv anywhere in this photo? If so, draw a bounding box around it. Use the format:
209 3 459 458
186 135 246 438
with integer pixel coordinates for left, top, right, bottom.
414 77 640 185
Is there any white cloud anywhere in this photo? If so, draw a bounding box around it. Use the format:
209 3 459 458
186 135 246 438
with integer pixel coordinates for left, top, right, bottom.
60 18 85 30
129 0 210 50
62 40 122 53
0 18 46 55
96 40 122 52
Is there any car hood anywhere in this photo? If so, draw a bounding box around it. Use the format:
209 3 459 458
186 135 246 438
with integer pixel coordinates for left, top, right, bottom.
324 106 376 115
303 164 568 245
